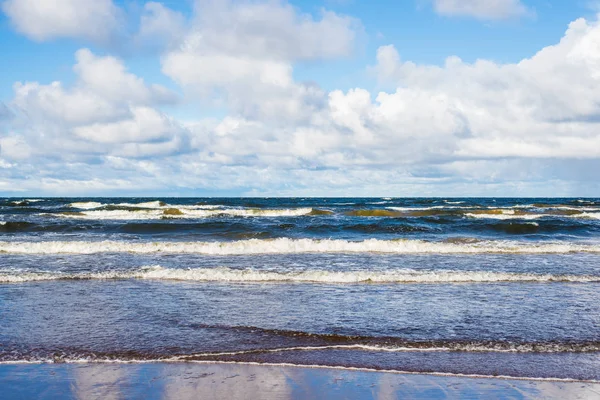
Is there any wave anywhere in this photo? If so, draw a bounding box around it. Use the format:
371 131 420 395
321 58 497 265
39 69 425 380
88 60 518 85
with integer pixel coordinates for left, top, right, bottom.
69 201 104 209
387 206 472 211
379 207 600 220
2 335 600 363
1 238 599 255
183 342 600 356
465 213 549 220
56 207 315 219
485 221 541 235
3 200 41 207
18 201 600 221
470 213 600 220
0 221 37 232
69 200 168 209
1 265 598 284
578 212 600 219
176 325 600 354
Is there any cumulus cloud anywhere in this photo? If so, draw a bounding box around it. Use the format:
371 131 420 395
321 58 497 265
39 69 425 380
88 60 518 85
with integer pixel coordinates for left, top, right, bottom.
3 2 600 196
1 0 121 43
430 0 530 20
178 12 600 195
12 49 177 128
7 49 186 160
370 17 600 161
135 2 187 51
161 0 359 122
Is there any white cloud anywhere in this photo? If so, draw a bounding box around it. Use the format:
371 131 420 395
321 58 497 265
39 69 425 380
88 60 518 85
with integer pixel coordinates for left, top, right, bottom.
161 0 359 121
12 49 177 128
73 49 176 105
369 16 600 161
1 0 121 42
7 49 186 160
0 135 32 160
431 0 529 20
4 4 600 196
12 81 128 126
184 0 357 61
136 2 187 50
73 106 176 143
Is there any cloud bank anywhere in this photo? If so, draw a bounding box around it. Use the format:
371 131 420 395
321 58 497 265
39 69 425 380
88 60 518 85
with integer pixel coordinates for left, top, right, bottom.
1 0 600 196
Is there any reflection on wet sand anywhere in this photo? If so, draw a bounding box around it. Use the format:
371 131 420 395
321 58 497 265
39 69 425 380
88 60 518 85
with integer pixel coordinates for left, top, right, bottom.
160 363 291 399
2 363 600 399
73 364 127 400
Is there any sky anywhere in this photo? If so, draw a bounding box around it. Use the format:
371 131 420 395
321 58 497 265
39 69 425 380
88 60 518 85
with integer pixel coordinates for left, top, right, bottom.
1 0 600 197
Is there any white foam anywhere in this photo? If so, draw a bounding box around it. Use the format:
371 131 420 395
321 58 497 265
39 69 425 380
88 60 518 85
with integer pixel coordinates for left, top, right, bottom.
577 212 600 220
386 206 600 217
466 212 600 220
386 206 474 211
0 265 598 284
69 202 103 209
540 206 600 211
182 341 600 356
465 213 548 220
10 200 30 206
56 207 314 220
115 201 165 208
0 238 598 255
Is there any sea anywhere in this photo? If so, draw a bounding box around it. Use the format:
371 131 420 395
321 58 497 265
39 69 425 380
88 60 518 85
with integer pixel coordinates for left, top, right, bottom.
1 197 599 381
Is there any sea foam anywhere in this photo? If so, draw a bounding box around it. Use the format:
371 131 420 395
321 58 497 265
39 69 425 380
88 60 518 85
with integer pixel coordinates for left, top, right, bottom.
1 265 597 284
60 207 314 219
0 238 599 255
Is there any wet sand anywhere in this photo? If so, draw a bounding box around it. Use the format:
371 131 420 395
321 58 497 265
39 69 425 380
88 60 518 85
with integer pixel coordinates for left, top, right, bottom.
1 363 599 399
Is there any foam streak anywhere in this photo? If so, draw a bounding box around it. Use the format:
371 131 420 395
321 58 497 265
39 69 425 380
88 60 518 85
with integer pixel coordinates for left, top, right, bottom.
1 265 597 284
1 238 599 255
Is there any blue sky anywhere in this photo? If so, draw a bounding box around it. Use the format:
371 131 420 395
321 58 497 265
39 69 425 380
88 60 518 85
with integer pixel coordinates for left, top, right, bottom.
1 1 593 95
1 0 600 196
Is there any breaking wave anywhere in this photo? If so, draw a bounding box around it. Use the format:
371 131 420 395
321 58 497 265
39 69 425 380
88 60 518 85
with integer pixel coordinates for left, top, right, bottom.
1 265 598 284
380 207 600 220
466 212 600 220
59 206 315 219
1 238 600 255
182 343 600 356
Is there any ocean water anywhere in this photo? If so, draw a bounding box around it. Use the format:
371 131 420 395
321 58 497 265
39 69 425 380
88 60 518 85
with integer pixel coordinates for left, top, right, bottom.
1 197 600 381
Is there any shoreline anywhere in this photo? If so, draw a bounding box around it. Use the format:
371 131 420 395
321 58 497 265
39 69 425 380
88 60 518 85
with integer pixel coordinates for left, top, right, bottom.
2 361 600 399
1 358 599 383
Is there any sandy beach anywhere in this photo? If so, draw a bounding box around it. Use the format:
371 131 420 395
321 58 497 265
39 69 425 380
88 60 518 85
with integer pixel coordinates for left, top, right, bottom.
1 362 599 399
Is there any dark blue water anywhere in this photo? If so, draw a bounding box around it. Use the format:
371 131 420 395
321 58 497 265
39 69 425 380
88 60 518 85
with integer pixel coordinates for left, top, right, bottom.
1 198 599 380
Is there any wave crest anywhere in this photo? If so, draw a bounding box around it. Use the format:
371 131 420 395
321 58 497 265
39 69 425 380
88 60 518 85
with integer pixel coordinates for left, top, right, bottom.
58 207 315 219
1 265 597 284
1 238 599 255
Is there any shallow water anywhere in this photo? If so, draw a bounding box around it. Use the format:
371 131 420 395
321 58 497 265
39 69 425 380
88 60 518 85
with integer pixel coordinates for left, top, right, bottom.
1 198 599 380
